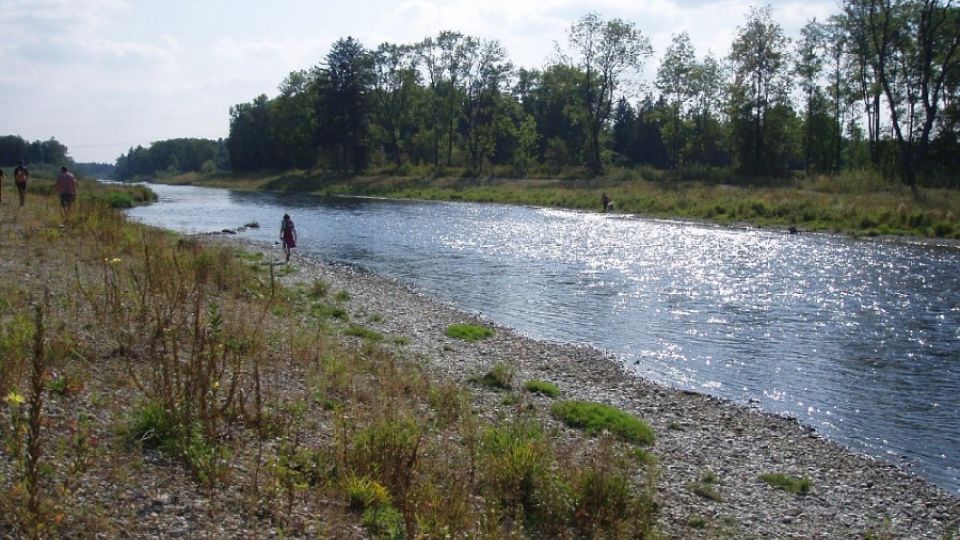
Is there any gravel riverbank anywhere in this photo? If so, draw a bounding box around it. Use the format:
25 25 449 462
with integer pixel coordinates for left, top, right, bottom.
223 236 959 538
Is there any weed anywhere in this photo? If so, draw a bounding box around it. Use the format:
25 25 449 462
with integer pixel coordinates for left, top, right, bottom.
343 474 392 511
690 482 723 502
334 290 351 302
550 400 655 446
392 336 410 346
445 323 494 342
688 514 707 529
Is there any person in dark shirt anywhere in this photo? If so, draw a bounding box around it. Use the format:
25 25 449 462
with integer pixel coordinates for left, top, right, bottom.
13 161 29 207
280 213 297 263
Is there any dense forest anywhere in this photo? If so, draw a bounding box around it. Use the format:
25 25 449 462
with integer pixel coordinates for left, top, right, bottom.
219 3 959 188
114 138 228 180
0 135 73 169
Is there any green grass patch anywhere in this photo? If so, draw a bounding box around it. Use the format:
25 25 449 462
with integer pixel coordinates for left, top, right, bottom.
334 290 351 302
523 379 560 398
550 400 654 446
445 323 494 342
760 473 811 495
343 325 383 341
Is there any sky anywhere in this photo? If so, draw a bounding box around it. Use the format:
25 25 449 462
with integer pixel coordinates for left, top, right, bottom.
0 0 838 163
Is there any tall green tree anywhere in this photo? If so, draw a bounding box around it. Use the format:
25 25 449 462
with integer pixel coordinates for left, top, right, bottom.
728 6 796 175
566 12 653 173
228 94 273 172
843 0 960 188
657 32 697 167
462 38 512 173
319 37 374 174
370 43 421 166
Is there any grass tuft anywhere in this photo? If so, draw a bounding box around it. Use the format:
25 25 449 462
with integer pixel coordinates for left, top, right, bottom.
523 379 560 397
445 323 494 342
550 400 654 446
760 472 812 495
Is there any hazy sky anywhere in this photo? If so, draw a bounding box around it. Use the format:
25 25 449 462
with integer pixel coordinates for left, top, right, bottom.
1 0 837 163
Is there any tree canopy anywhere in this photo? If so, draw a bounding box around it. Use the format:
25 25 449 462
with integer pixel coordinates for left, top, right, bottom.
213 4 960 187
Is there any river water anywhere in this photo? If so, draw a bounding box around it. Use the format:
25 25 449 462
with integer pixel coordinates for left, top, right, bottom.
126 182 960 495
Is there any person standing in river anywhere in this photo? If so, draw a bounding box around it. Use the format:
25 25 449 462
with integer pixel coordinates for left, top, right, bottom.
280 213 297 263
601 192 611 212
13 160 29 207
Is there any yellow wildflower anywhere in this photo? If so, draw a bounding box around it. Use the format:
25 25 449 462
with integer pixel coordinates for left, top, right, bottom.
4 391 25 407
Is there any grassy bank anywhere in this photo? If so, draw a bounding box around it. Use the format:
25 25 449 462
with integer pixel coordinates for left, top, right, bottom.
159 168 960 240
0 185 658 537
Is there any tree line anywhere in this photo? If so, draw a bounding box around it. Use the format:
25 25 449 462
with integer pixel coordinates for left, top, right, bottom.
0 135 72 168
216 3 956 188
114 138 228 180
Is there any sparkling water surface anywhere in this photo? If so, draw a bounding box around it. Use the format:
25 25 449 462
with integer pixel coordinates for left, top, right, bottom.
125 182 960 495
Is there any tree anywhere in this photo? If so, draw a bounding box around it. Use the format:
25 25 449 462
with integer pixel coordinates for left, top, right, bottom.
319 37 373 174
657 32 697 167
843 0 960 188
566 12 653 173
370 42 421 166
796 19 828 172
270 70 318 169
728 6 796 175
228 94 273 172
462 38 512 173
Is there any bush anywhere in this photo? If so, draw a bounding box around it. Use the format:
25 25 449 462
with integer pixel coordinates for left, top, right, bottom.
550 401 654 446
445 323 494 342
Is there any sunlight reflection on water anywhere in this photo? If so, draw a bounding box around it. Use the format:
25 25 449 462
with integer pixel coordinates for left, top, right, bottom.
126 182 960 495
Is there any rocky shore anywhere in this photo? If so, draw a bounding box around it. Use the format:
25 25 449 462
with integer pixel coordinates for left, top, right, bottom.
226 237 959 538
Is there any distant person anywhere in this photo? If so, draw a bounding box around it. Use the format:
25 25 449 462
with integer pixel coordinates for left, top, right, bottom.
13 160 29 207
601 192 611 213
280 213 297 263
55 166 78 215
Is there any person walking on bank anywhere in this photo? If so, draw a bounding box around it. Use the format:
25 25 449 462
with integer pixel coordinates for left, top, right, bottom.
55 166 78 216
280 213 297 263
14 161 29 207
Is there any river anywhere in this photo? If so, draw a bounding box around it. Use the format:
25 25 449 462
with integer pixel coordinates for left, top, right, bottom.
125 182 960 495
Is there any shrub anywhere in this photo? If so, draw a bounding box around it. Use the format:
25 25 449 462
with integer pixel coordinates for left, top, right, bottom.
445 323 494 342
550 401 654 446
479 421 551 509
344 414 422 498
523 380 560 398
343 475 392 511
471 362 514 390
760 473 811 495
125 400 178 451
